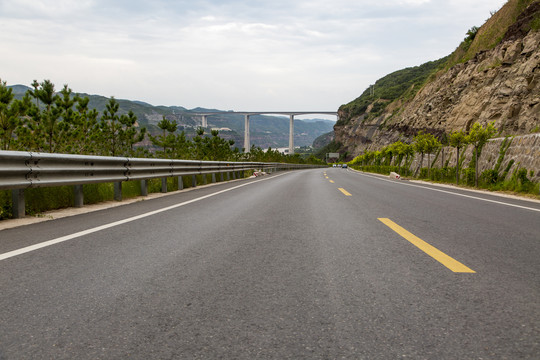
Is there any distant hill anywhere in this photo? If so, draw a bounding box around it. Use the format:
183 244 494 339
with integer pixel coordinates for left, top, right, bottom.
9 85 334 149
312 131 334 149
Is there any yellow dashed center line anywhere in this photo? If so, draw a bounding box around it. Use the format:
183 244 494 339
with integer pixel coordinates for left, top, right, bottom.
378 218 475 273
329 180 335 183
338 188 352 196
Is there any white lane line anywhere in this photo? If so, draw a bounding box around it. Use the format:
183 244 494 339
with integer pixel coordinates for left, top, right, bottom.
348 169 540 213
0 173 288 262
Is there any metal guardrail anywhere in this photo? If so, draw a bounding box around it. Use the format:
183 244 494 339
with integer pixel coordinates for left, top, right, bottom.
0 150 320 218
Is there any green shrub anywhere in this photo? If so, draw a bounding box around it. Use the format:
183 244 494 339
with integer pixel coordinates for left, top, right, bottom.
515 168 534 192
24 186 74 215
463 168 476 186
481 169 499 185
83 183 114 204
0 190 12 220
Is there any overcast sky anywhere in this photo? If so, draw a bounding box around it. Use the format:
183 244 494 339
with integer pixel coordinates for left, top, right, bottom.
1 0 507 118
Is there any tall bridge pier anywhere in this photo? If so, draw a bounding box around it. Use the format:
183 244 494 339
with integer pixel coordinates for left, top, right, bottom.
244 114 250 152
194 111 337 154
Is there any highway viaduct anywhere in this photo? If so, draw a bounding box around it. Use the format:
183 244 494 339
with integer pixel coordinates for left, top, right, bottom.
192 111 338 154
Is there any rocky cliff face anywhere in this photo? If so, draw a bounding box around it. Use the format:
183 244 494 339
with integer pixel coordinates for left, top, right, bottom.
335 30 540 159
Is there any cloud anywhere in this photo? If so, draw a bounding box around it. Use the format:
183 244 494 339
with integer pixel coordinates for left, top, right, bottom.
0 0 95 19
0 0 508 110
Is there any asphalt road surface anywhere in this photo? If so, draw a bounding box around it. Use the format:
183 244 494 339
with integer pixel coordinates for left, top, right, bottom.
0 168 539 359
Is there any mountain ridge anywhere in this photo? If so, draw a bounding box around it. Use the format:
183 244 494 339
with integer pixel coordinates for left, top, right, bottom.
8 84 334 149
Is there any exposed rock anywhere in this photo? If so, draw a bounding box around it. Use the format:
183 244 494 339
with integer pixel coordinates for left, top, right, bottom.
335 31 540 159
504 1 540 42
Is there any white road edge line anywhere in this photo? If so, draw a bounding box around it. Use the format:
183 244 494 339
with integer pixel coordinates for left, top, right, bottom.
0 173 288 262
348 168 540 213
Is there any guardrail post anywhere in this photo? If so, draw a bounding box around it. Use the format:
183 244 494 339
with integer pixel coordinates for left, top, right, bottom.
74 185 84 207
178 176 183 190
11 189 25 219
212 173 216 183
203 175 207 185
140 180 148 196
161 177 167 193
192 175 197 188
220 173 224 182
232 171 236 180
114 182 122 201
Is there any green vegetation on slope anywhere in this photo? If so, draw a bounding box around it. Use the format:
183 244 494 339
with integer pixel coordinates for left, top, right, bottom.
337 57 448 125
447 0 540 68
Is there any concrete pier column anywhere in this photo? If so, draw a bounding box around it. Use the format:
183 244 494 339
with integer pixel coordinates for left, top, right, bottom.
289 114 294 154
201 115 208 128
244 114 250 153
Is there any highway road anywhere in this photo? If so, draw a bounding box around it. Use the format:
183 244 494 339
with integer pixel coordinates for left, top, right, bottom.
0 168 538 359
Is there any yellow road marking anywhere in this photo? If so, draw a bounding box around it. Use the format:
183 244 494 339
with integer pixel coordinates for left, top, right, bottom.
378 218 475 273
329 180 335 183
325 176 329 179
338 188 352 196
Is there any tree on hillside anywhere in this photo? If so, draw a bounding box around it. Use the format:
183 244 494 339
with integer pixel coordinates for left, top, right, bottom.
54 85 79 153
99 97 122 156
150 116 179 158
388 141 408 172
73 95 99 154
33 80 61 152
119 110 146 156
465 26 479 42
0 80 30 150
28 80 40 108
413 131 427 176
380 146 392 166
191 127 206 160
467 122 496 187
448 130 468 185
403 143 414 168
205 129 235 161
423 133 441 178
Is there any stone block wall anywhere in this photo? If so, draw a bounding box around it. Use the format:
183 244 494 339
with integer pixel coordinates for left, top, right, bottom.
407 133 540 182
